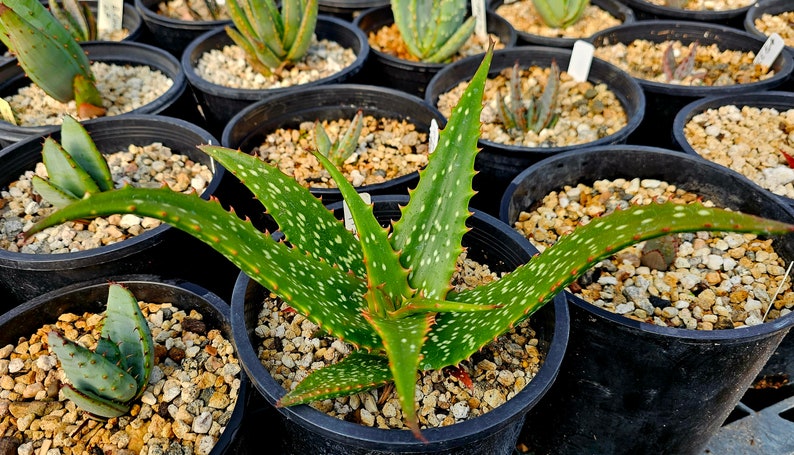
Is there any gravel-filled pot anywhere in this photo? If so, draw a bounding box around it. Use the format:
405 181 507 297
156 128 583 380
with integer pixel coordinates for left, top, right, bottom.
744 0 794 64
500 145 794 455
0 115 240 310
230 195 569 455
219 84 446 227
620 0 755 28
488 0 634 48
181 16 369 138
0 275 248 455
0 41 200 148
134 0 232 57
424 46 645 216
588 20 794 149
352 5 518 98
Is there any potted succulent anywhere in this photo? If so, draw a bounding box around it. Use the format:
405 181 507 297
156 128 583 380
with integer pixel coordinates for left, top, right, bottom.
134 0 232 57
500 144 794 454
23 47 794 452
181 0 369 137
744 0 794 59
48 0 143 42
0 114 238 309
0 0 199 147
0 275 247 454
219 83 447 225
425 45 645 215
489 0 634 48
352 1 517 97
589 20 794 149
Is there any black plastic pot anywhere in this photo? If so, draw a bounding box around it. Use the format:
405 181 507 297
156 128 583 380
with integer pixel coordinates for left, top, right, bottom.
134 0 232 57
0 275 248 454
0 115 240 309
219 84 446 227
620 0 754 28
182 16 369 139
0 41 200 148
230 195 570 454
353 5 518 98
744 0 794 57
500 145 794 455
588 20 794 150
488 0 634 48
424 46 645 217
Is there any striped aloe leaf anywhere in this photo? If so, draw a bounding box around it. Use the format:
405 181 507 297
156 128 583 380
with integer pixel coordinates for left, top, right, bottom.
47 284 154 418
225 0 317 76
26 46 794 439
391 0 475 63
0 0 105 117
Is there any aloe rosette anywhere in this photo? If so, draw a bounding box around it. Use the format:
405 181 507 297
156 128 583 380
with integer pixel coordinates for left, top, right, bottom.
225 0 318 76
26 46 794 438
391 0 475 63
0 0 105 117
47 284 154 418
498 60 560 135
531 0 589 28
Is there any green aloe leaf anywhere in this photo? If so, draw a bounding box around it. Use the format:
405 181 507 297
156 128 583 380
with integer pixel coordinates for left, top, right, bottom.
38 137 101 200
61 385 130 418
419 202 794 369
60 115 113 191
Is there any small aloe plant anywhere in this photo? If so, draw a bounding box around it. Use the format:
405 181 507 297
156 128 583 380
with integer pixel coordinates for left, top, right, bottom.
390 0 475 63
31 115 114 208
225 0 318 76
47 283 154 419
497 60 560 136
314 110 364 167
25 46 794 438
48 0 97 42
531 0 589 28
0 0 105 118
663 41 706 83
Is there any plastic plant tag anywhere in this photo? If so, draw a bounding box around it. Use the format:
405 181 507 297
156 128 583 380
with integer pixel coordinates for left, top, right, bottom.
344 192 371 234
98 0 124 32
472 0 487 39
0 99 16 125
568 40 594 82
754 33 785 69
429 119 439 154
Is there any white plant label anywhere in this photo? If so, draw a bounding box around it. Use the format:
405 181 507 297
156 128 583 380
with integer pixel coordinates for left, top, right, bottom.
0 99 16 125
472 0 487 39
568 40 594 82
344 192 371 234
98 0 124 33
754 33 784 70
429 118 439 154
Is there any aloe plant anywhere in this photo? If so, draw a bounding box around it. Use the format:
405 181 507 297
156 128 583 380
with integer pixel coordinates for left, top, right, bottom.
47 283 154 419
31 115 113 208
0 0 105 118
497 60 560 136
532 0 588 28
663 41 706 83
48 0 97 42
314 110 364 166
225 0 318 76
25 46 794 438
391 0 475 63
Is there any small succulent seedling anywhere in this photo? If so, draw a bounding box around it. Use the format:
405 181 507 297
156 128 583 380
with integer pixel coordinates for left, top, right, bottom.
48 0 97 42
0 0 105 118
31 115 114 208
189 0 225 20
47 283 154 419
225 0 318 76
391 0 475 63
640 235 681 271
313 110 364 166
663 41 706 83
497 60 560 136
26 45 794 439
531 0 588 28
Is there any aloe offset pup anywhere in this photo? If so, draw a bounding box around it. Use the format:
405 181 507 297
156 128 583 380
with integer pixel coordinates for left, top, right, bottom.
47 283 154 418
26 46 794 439
532 0 589 28
391 0 475 62
0 0 105 117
